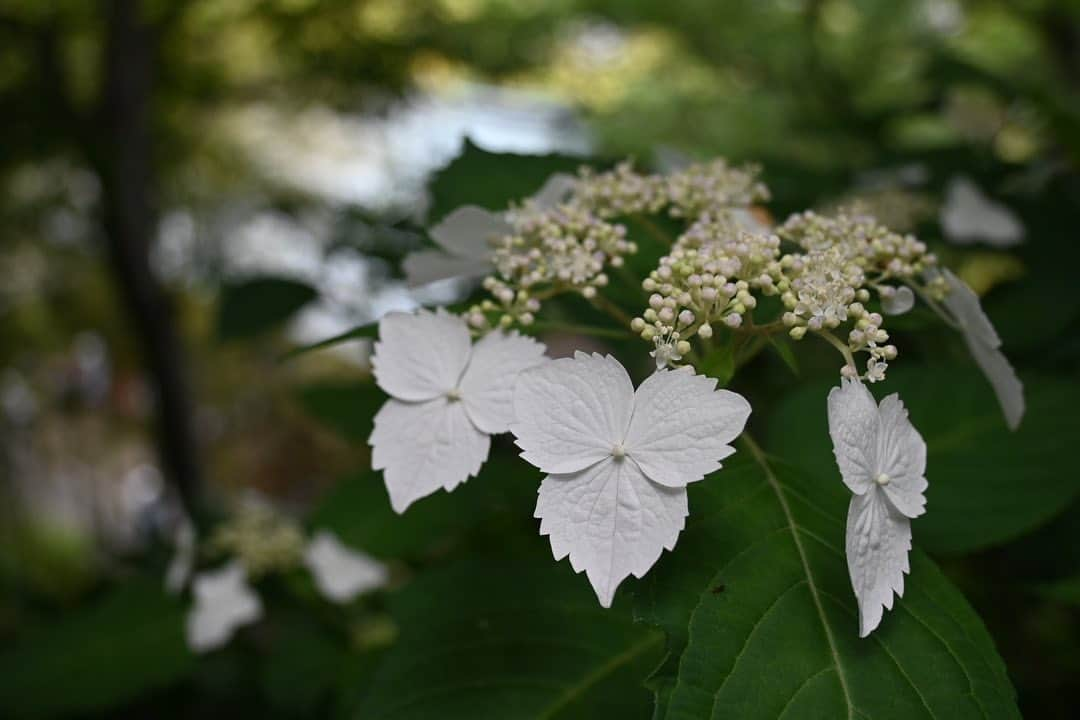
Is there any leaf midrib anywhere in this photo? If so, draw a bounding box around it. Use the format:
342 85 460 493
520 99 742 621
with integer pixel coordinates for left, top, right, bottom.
740 434 856 720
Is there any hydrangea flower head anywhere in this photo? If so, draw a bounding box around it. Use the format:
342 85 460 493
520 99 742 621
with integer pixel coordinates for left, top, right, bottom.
828 378 927 637
185 561 263 653
370 309 546 512
941 176 1023 248
510 353 751 606
303 530 389 603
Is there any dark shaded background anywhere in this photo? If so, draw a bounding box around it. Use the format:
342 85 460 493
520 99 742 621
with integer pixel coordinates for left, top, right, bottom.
2 0 1079 717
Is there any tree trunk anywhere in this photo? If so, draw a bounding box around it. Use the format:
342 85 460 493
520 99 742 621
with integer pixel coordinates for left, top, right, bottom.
97 0 202 513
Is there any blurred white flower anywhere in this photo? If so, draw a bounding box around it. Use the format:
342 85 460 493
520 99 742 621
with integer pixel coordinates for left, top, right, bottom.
828 378 927 637
941 176 1023 247
303 531 388 603
185 562 262 653
940 269 1024 429
404 174 575 287
370 309 546 512
511 353 751 607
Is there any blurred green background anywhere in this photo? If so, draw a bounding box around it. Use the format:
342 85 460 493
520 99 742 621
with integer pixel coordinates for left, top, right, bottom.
2 0 1079 717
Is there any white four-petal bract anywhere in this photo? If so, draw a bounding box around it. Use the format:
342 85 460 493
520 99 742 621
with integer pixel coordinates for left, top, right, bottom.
511 352 751 607
940 269 1025 430
185 561 263 653
827 378 927 637
370 309 546 513
941 176 1024 248
303 530 389 603
403 206 511 287
404 173 577 287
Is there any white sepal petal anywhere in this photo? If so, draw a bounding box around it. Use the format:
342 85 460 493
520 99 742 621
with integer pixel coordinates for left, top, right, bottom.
460 331 547 434
370 397 490 513
966 334 1025 431
941 269 1024 429
403 250 490 288
511 352 635 474
846 490 912 638
876 394 928 519
530 173 577 210
429 205 511 259
826 379 880 495
623 368 751 488
185 561 263 653
941 176 1023 248
941 269 1001 347
304 531 388 604
535 458 688 608
881 286 915 315
371 310 472 402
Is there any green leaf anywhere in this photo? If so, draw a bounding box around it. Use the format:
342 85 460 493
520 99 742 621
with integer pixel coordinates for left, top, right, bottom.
356 557 664 719
217 276 318 341
700 343 735 386
297 380 384 442
260 613 346 715
308 450 541 560
428 139 585 221
279 322 378 362
768 335 800 376
0 578 194 718
764 367 1080 554
635 450 1019 720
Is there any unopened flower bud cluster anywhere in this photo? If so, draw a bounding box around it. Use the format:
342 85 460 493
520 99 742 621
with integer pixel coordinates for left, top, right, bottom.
631 211 785 365
573 159 769 220
468 201 635 330
210 503 305 577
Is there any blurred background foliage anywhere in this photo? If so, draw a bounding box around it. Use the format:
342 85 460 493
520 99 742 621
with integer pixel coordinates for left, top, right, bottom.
2 0 1080 717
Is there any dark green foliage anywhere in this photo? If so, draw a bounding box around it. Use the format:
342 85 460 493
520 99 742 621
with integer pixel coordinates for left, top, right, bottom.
637 454 1020 719
217 277 318 341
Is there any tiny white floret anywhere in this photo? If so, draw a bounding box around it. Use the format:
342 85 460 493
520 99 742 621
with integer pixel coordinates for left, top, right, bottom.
511 352 751 607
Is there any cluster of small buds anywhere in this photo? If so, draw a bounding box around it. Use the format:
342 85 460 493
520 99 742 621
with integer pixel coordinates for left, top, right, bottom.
664 159 770 219
630 214 785 366
571 158 769 222
210 503 305 577
777 209 937 280
821 190 935 233
468 203 635 330
573 162 667 219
